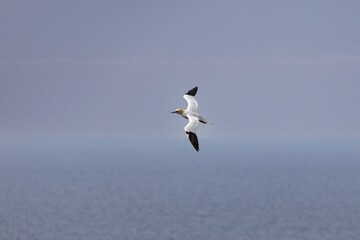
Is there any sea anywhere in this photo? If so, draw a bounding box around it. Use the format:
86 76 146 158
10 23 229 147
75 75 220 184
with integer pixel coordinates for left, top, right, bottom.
0 138 359 240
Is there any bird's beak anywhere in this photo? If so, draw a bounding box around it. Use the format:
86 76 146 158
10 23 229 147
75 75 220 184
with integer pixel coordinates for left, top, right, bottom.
171 111 177 114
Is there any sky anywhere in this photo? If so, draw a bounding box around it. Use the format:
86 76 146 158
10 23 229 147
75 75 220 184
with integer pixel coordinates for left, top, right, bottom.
1 0 360 139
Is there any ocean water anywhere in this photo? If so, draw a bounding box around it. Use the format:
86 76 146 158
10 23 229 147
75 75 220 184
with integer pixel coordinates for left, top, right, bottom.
0 138 360 240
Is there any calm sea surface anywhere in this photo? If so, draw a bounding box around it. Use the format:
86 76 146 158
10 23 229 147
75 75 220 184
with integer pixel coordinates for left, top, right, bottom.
1 138 359 240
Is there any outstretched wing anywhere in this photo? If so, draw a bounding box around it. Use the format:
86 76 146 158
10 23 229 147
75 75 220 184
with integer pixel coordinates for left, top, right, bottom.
184 115 200 151
183 95 198 112
183 87 199 112
185 86 198 96
184 115 199 133
187 132 199 151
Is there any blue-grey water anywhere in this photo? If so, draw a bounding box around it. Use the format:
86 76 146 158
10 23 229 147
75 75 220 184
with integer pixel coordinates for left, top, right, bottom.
1 138 360 240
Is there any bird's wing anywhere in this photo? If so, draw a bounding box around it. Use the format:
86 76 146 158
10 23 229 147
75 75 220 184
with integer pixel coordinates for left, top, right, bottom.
187 132 199 151
185 86 198 96
183 95 198 112
184 115 200 151
184 114 199 133
183 86 199 112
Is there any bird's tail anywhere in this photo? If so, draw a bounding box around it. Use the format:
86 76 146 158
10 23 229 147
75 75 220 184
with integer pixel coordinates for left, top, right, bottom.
200 117 214 124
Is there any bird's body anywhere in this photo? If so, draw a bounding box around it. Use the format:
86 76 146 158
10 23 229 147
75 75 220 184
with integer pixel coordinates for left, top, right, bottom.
174 108 207 124
171 86 209 151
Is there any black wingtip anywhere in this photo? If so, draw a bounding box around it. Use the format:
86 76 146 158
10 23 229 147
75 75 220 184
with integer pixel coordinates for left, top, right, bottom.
186 131 200 151
185 86 198 96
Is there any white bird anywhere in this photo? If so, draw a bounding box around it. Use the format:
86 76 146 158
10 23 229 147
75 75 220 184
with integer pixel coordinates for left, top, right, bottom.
171 86 209 151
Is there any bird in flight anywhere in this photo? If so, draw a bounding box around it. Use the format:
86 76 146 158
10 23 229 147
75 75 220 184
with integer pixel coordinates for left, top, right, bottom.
171 86 209 151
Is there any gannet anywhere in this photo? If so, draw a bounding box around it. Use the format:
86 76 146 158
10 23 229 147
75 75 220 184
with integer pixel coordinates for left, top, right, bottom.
171 86 209 151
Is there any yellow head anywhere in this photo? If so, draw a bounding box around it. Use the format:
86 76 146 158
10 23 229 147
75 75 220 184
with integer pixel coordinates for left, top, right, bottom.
171 108 184 115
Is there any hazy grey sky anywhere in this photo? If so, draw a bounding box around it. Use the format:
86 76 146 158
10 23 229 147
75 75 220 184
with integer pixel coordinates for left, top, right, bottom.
1 0 360 138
